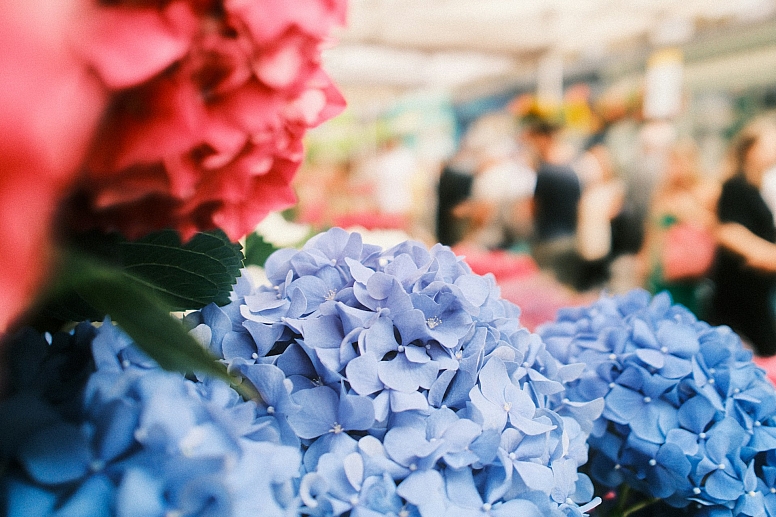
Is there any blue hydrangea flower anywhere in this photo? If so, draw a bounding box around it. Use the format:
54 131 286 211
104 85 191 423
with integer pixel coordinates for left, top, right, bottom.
1 322 301 517
539 289 776 515
287 384 375 440
1 229 607 517
186 228 604 515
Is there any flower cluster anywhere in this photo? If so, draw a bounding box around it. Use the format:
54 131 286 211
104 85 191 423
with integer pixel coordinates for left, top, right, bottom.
74 0 347 241
0 0 346 331
186 228 604 515
0 322 301 517
539 289 776 516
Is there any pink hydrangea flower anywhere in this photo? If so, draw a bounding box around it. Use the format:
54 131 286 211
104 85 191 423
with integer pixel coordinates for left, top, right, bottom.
0 0 346 331
71 0 347 241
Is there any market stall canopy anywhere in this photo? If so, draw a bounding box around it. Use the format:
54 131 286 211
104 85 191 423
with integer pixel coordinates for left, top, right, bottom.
323 0 776 91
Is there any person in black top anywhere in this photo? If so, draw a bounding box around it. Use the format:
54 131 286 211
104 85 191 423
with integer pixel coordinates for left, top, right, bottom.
533 162 581 241
711 119 776 356
522 120 582 287
436 161 474 246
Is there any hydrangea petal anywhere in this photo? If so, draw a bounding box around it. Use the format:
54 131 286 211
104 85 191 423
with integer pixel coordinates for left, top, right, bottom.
116 468 165 517
665 428 700 457
56 474 114 517
346 353 383 396
468 384 507 431
635 348 665 369
378 354 439 393
656 442 691 478
19 422 91 484
677 395 716 434
384 426 438 467
80 2 196 90
361 314 399 359
632 319 658 349
550 457 578 502
478 357 510 405
405 345 431 364
221 328 260 360
510 415 557 436
238 363 298 415
629 401 669 443
470 429 500 465
657 354 693 379
445 467 487 510
93 399 139 464
4 478 57 517
287 386 338 439
705 470 745 501
491 499 543 517
358 436 409 480
339 391 375 432
526 368 564 395
454 274 490 308
397 471 446 517
657 321 700 358
343 452 364 492
514 461 555 492
441 418 482 451
603 385 643 424
373 390 391 422
389 390 428 413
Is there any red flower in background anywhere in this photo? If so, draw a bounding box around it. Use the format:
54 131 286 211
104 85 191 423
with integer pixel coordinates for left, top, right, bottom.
72 0 347 240
0 0 346 330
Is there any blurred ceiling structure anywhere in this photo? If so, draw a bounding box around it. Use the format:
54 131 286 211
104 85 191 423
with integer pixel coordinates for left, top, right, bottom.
322 0 776 109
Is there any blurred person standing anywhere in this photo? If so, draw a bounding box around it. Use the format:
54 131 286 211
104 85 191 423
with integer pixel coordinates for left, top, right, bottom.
452 140 536 249
640 140 719 317
523 119 582 286
760 153 776 225
369 136 418 225
436 146 475 246
711 118 776 356
573 138 627 291
626 120 677 238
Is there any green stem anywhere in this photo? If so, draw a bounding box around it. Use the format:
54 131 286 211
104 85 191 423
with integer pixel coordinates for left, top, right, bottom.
617 485 631 513
621 497 660 517
230 376 262 404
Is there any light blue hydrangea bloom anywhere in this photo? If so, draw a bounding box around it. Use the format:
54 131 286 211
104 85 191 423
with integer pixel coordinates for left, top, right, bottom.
190 228 604 516
1 322 301 517
539 289 776 515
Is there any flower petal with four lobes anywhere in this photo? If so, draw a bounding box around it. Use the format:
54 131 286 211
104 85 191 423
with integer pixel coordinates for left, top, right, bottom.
469 357 556 435
287 385 375 440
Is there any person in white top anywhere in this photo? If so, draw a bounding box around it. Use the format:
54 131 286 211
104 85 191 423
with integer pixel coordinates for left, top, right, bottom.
454 140 536 249
370 137 418 216
760 164 776 225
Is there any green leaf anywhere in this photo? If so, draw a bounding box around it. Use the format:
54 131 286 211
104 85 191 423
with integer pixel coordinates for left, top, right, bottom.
42 229 243 323
79 278 228 378
40 292 103 323
244 233 280 267
46 253 259 402
118 229 243 310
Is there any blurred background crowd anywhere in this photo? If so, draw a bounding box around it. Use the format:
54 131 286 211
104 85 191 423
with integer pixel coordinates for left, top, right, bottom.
264 1 776 356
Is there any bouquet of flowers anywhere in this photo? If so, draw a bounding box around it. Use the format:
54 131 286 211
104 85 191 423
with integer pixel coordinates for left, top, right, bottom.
5 1 776 516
